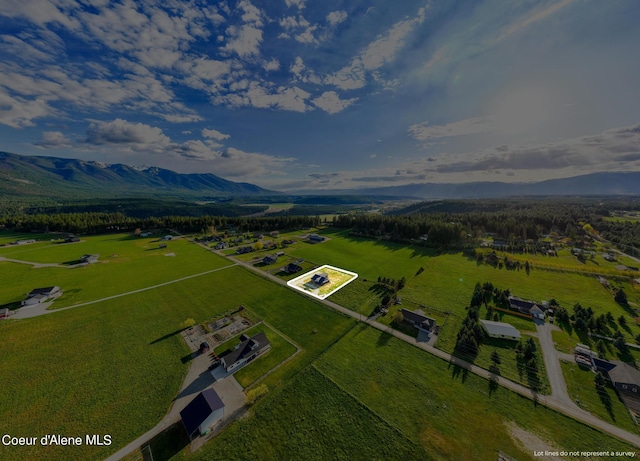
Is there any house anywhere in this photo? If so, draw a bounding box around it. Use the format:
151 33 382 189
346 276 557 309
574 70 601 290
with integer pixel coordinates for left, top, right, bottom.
179 388 225 439
80 254 99 264
400 309 436 334
215 242 228 250
479 320 521 341
262 254 278 265
64 236 80 243
21 286 62 306
632 278 640 286
13 239 36 245
282 263 303 274
253 232 264 239
311 272 330 285
602 253 616 262
508 296 544 318
163 235 173 241
308 234 325 242
236 246 254 254
269 231 280 238
529 305 545 320
220 332 271 373
616 264 630 271
0 308 13 319
139 232 152 237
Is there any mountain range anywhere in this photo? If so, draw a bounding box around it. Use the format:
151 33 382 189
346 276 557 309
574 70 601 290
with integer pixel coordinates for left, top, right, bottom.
0 151 274 199
2 151 640 201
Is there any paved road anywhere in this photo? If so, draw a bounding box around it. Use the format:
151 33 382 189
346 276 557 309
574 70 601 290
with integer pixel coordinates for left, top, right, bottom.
218 249 640 448
11 263 237 319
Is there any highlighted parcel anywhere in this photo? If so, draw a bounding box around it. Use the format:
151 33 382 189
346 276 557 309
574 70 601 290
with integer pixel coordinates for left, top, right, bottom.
287 264 358 300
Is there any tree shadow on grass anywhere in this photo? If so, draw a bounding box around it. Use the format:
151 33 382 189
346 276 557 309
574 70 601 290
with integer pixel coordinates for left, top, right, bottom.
143 422 190 461
448 360 469 383
597 385 615 421
376 330 392 347
488 364 501 396
150 327 189 345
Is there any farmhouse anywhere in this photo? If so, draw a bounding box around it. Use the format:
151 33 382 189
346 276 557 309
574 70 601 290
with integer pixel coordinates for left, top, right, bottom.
311 272 330 285
508 296 544 319
262 254 278 265
282 262 303 274
400 308 436 334
21 286 62 306
492 239 508 249
479 320 521 341
308 234 325 242
220 332 271 373
13 239 36 245
163 235 173 241
602 253 616 262
179 388 225 439
139 232 152 237
215 242 228 250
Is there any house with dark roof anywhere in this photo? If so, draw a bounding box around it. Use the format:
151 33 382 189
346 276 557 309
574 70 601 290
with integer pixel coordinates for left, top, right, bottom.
508 296 544 319
220 332 271 373
608 361 640 396
400 309 436 334
262 254 278 265
479 320 521 341
308 234 325 242
21 286 62 306
282 263 303 274
311 272 330 285
179 388 225 439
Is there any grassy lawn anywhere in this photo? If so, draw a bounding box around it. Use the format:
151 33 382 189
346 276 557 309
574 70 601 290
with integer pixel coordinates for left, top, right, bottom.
214 323 298 389
436 313 550 393
0 234 233 309
184 367 429 461
328 278 381 316
561 361 639 434
0 264 353 461
314 323 637 460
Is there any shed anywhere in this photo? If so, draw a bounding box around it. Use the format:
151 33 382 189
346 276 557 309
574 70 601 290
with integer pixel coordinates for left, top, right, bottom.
180 388 225 439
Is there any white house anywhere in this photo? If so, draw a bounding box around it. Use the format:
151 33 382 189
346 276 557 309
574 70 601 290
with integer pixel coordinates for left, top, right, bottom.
21 286 62 306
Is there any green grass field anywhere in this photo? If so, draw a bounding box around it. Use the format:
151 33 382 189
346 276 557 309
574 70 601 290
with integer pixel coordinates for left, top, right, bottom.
0 264 353 461
0 233 233 309
561 361 639 434
314 324 638 460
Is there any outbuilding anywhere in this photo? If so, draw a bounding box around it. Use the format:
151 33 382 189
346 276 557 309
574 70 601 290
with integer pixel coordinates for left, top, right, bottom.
479 319 521 341
179 388 225 439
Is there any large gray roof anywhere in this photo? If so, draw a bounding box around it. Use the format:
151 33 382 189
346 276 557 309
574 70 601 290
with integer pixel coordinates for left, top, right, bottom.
479 320 521 339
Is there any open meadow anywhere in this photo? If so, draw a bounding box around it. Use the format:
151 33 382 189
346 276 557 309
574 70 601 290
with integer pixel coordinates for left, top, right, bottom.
0 263 354 461
0 233 233 309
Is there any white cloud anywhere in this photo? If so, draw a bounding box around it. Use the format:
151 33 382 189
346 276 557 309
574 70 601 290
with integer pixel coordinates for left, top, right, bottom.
284 0 305 10
312 91 357 114
221 25 263 56
33 131 72 148
408 117 494 140
327 11 347 26
85 119 170 147
0 89 54 128
263 58 280 72
245 83 311 112
202 128 231 141
0 0 81 30
325 6 428 90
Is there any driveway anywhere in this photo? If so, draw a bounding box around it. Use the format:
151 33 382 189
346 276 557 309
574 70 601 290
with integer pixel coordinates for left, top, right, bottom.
535 319 575 408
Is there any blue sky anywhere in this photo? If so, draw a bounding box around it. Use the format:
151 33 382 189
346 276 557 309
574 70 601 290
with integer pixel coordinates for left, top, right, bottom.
1 0 640 191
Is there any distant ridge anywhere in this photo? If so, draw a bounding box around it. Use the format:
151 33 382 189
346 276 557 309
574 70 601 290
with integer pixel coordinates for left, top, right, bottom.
0 151 275 199
293 172 640 198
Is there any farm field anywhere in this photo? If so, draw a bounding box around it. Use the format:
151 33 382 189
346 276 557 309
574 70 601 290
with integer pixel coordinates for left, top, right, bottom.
0 264 354 461
0 233 233 309
181 367 429 461
314 324 638 460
